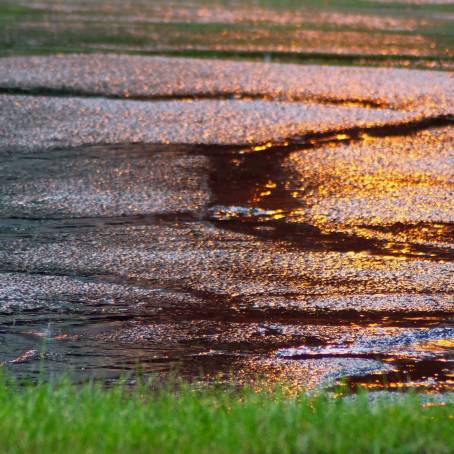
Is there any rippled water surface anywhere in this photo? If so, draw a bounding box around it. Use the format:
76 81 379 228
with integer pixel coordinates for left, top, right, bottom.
0 5 453 392
1 133 452 389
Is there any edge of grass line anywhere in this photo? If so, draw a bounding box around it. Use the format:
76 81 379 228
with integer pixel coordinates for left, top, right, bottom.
0 373 452 454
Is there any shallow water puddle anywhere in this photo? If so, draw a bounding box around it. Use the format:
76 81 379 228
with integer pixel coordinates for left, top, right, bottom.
0 54 452 390
0 128 452 390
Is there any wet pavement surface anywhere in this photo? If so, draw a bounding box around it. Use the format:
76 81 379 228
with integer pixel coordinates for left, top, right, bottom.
0 54 453 392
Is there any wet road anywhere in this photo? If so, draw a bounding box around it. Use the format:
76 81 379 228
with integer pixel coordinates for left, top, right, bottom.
0 55 453 392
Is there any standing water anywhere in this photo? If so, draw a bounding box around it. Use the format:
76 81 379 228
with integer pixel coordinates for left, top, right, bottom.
0 1 453 393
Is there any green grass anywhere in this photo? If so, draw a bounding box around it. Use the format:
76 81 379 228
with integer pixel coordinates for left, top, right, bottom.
257 0 454 13
0 0 452 70
0 376 452 454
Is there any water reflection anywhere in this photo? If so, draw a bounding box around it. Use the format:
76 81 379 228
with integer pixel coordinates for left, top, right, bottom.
0 122 452 391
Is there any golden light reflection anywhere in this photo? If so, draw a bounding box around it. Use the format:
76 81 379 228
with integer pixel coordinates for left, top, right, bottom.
272 210 286 220
252 142 273 152
360 132 378 142
265 181 277 189
417 339 454 353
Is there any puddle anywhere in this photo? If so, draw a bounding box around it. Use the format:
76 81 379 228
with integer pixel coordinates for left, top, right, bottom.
0 55 452 391
0 134 452 389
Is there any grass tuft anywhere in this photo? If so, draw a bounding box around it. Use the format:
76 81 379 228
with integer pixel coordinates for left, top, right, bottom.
0 374 452 453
